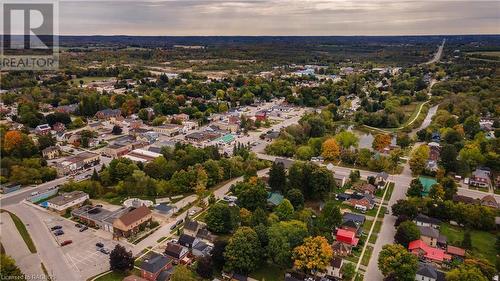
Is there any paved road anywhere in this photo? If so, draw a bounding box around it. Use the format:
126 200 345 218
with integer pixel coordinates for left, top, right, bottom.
4 203 81 281
410 105 438 136
0 212 45 279
424 39 445 65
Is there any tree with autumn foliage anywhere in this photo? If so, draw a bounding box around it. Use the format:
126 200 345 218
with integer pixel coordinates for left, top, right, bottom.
409 144 430 175
372 134 392 151
378 244 418 280
292 236 333 273
321 138 341 161
2 130 38 158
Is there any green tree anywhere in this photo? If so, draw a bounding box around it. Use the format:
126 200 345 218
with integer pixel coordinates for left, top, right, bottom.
395 221 420 248
275 199 294 221
406 179 423 198
267 220 309 267
0 254 25 281
286 188 304 210
109 245 134 272
462 230 472 249
378 244 418 281
409 144 430 175
224 227 262 274
315 201 342 236
205 203 238 234
335 131 359 149
463 115 480 139
170 265 197 281
440 177 458 200
296 145 314 160
341 262 356 281
268 161 287 193
446 265 487 281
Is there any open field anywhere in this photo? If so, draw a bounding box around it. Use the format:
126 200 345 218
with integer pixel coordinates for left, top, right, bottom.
440 223 496 264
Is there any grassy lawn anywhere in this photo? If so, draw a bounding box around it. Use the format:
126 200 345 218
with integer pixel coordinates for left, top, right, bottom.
71 76 112 84
372 220 382 234
440 223 497 264
249 263 285 281
361 245 373 266
369 234 378 244
366 206 386 218
363 219 374 234
1 210 37 253
384 183 395 203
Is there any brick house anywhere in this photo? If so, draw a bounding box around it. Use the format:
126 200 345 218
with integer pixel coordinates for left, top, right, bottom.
113 206 152 238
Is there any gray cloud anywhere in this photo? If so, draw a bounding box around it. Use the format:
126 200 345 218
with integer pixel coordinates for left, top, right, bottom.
58 0 500 35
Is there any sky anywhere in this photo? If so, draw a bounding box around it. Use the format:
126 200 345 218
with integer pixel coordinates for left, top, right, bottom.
57 0 499 35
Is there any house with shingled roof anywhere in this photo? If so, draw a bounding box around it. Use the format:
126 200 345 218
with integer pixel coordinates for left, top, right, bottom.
113 206 152 238
408 240 451 264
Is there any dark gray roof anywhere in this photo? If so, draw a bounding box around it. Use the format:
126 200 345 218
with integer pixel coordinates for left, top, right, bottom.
419 226 439 239
155 204 174 214
342 213 365 224
183 220 200 232
417 263 437 279
414 214 441 225
331 257 343 268
140 253 171 273
178 234 196 246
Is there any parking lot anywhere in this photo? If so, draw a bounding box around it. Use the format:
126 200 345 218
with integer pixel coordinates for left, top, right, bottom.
43 216 131 279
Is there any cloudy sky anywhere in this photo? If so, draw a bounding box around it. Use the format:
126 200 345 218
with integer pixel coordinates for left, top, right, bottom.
58 0 499 35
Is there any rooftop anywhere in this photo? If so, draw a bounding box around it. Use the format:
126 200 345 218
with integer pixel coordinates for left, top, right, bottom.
47 191 88 207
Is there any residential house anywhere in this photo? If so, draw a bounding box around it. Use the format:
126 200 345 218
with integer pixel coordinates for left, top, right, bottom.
95 109 122 120
178 234 198 248
164 243 188 261
446 246 465 261
196 228 215 242
353 183 376 195
332 241 352 256
113 206 153 238
183 219 201 237
335 229 359 247
452 194 479 205
480 195 498 209
35 124 51 135
469 169 492 188
408 240 451 264
267 192 285 207
55 104 78 114
414 214 441 229
345 193 375 211
172 113 190 122
42 146 61 159
255 110 267 121
341 212 366 236
140 253 173 281
46 191 89 213
334 174 347 188
415 263 445 281
375 171 389 188
418 226 447 248
428 142 441 161
325 257 343 279
192 241 213 258
185 131 220 143
52 122 66 133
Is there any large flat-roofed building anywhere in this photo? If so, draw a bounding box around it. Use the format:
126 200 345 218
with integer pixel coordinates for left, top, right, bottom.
102 143 130 158
47 191 89 213
123 149 162 163
56 152 100 176
152 124 182 136
72 205 133 232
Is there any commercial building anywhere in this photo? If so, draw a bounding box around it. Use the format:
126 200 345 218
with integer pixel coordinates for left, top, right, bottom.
55 152 100 176
113 205 153 238
47 191 89 213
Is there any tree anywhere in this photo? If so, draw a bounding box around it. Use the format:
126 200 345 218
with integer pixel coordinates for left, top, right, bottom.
251 207 268 226
378 244 418 281
0 254 25 281
396 133 411 148
196 256 213 279
395 221 420 248
292 236 333 273
335 131 359 149
441 177 458 200
429 184 445 201
109 245 134 272
321 138 341 161
170 265 197 281
391 200 418 219
463 115 480 139
372 134 392 151
268 161 286 193
315 201 342 235
286 188 304 210
205 203 238 234
91 168 100 181
406 179 423 198
462 230 472 249
267 220 309 266
440 144 458 172
224 227 262 274
275 199 294 221
111 125 122 135
341 262 356 281
233 181 268 211
446 265 487 281
409 144 430 175
211 239 227 270
349 170 360 182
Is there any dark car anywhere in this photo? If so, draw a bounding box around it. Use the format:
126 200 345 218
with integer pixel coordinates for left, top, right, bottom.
54 230 64 236
61 240 72 246
170 224 177 230
75 224 82 228
96 204 103 208
176 219 184 225
51 225 62 231
79 226 88 232
100 248 110 254
95 242 104 248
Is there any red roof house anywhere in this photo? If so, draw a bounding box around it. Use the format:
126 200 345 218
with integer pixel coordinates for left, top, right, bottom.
335 229 359 246
408 240 451 263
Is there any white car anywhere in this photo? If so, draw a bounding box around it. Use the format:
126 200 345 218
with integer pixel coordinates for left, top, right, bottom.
31 191 39 196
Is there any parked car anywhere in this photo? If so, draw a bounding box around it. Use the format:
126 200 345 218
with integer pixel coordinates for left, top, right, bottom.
61 240 72 246
95 242 104 248
188 210 196 216
96 204 103 208
54 230 64 236
170 224 177 230
75 224 82 228
176 219 184 225
51 225 62 230
79 226 88 232
100 248 110 254
31 191 39 196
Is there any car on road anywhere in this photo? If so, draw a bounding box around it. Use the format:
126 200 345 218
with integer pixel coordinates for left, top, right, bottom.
75 223 82 228
188 210 196 216
61 240 72 246
54 230 64 236
96 242 104 248
31 191 39 196
100 248 110 254
96 204 103 207
170 224 177 230
79 226 88 232
176 219 184 225
51 225 62 230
